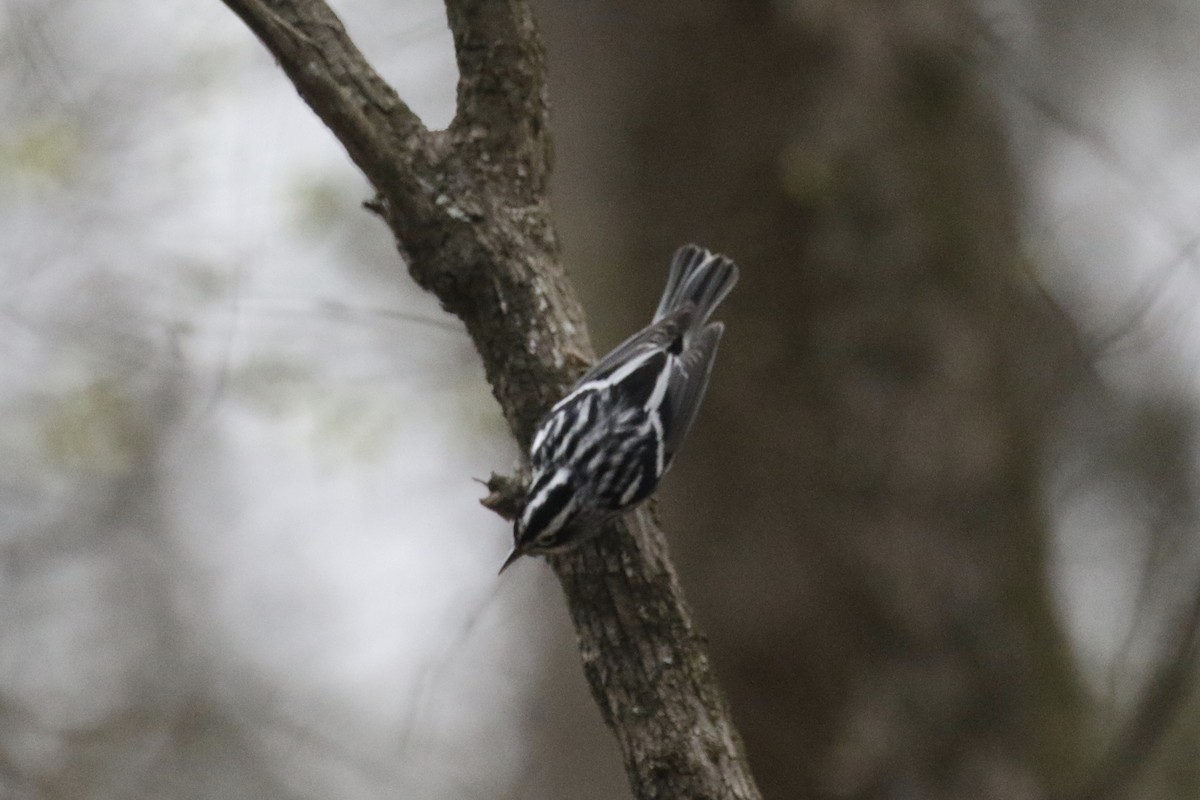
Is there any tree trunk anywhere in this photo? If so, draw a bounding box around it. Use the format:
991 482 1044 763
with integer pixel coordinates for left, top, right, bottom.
541 3 1089 798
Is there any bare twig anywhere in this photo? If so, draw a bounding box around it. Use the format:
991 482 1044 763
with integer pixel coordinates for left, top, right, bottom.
219 1 763 798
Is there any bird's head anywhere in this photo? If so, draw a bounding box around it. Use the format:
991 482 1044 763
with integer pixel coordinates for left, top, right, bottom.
500 468 581 573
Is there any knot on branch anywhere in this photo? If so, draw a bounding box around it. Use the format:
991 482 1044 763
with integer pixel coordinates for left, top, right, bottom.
478 471 528 521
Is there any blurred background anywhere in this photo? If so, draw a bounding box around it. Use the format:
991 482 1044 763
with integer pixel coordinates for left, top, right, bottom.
2 1 1200 798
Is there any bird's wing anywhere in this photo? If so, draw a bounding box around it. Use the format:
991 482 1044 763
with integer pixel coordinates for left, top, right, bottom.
662 322 724 463
571 305 694 389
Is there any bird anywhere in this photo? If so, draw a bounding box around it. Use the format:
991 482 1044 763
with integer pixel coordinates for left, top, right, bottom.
500 244 738 572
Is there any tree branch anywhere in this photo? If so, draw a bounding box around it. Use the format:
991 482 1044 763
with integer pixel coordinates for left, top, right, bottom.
221 0 436 226
220 1 763 797
445 0 553 197
555 512 762 798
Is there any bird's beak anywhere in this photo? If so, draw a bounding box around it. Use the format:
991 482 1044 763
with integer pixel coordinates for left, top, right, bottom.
498 544 525 574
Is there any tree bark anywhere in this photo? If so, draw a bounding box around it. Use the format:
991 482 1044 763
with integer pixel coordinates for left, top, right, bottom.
219 1 762 797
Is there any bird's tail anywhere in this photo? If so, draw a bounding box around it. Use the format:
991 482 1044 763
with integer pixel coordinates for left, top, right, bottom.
654 244 739 328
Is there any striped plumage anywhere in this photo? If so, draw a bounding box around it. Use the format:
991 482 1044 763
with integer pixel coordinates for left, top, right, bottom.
501 244 738 572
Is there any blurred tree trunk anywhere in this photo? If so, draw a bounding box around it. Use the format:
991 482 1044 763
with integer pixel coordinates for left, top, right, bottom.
540 2 1089 798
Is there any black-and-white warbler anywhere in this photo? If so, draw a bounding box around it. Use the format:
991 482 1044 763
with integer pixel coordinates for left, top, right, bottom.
500 244 738 572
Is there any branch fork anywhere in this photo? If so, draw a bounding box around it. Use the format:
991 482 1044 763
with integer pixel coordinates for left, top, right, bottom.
219 1 763 797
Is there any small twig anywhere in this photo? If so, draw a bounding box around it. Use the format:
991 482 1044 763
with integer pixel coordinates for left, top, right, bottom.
1073 570 1200 800
477 473 526 522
